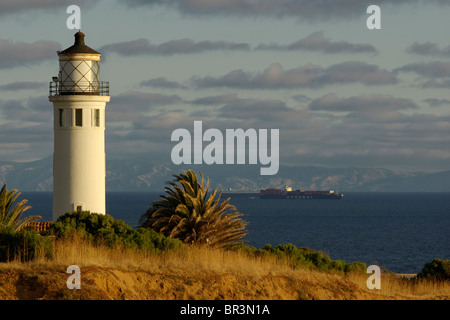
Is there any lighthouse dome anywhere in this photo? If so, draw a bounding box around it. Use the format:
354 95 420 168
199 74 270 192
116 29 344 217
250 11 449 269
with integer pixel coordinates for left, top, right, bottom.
59 31 100 55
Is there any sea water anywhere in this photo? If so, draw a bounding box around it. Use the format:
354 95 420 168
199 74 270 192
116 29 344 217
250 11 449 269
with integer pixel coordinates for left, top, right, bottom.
21 191 450 274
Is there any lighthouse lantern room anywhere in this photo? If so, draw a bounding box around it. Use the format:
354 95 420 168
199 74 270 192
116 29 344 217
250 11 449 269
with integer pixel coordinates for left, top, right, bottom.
49 32 110 221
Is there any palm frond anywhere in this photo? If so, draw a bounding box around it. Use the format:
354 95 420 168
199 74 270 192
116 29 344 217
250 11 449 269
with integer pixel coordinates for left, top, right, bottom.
0 184 40 232
138 170 248 248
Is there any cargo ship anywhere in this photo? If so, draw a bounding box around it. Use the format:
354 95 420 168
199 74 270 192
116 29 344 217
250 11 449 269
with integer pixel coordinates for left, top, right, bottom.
260 186 343 199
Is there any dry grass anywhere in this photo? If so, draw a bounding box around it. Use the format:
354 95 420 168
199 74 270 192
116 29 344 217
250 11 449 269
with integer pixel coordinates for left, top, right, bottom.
1 235 449 300
349 271 450 299
33 234 297 277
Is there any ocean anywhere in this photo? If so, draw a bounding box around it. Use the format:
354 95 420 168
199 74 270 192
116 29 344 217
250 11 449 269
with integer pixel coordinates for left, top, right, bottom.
21 191 450 274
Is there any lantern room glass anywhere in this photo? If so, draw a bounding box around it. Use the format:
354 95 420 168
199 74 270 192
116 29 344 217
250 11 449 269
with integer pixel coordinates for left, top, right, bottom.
59 60 100 95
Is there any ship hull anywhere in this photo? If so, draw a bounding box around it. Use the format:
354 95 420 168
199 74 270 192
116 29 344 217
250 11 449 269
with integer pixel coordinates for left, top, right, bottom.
260 188 343 199
260 193 343 199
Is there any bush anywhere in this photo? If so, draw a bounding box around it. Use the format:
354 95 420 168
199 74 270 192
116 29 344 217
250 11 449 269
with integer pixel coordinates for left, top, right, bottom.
52 211 135 246
0 229 53 262
52 211 183 252
132 227 184 251
231 242 367 274
418 259 450 280
344 261 367 274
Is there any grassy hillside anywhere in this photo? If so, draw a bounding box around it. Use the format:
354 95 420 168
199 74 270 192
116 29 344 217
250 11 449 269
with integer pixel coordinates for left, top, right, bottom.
1 236 449 300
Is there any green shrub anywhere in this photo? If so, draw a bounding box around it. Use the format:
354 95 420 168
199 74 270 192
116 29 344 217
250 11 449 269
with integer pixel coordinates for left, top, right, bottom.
133 227 183 251
52 211 183 252
231 242 367 274
52 211 133 245
417 259 450 280
0 229 53 262
344 261 367 273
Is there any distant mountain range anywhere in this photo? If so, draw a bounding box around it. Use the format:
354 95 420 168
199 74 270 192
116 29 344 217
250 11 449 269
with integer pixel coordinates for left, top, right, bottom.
1 156 449 192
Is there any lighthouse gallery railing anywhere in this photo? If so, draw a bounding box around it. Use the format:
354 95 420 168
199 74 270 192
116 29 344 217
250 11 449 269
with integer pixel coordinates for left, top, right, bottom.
49 81 109 96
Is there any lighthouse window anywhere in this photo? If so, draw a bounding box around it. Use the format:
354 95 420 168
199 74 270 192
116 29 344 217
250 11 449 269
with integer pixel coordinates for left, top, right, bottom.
58 109 65 127
93 109 100 127
75 109 83 127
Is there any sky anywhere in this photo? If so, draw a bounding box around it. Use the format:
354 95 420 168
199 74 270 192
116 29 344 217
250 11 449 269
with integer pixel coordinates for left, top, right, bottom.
0 0 449 173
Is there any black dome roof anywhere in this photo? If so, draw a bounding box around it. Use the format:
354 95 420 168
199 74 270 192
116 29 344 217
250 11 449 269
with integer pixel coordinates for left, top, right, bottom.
59 32 100 55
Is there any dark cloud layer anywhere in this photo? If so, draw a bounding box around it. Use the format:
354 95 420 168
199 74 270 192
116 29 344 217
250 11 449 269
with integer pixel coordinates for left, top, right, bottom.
140 77 189 89
122 0 448 20
424 98 450 107
395 61 450 88
107 91 183 122
309 93 419 112
191 93 238 105
396 61 450 78
0 0 97 16
100 32 376 58
0 82 45 91
0 39 60 69
257 31 377 54
192 62 397 89
218 98 307 123
99 38 250 57
407 42 450 57
421 79 450 89
0 96 50 123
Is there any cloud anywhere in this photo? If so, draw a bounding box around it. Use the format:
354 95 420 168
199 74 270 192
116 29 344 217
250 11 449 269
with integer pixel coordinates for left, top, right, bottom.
112 91 183 109
0 96 50 123
395 61 450 88
292 101 450 169
257 31 377 54
140 77 189 89
99 38 250 57
407 42 450 57
107 91 183 122
0 121 52 161
100 31 375 59
191 93 238 105
308 93 419 122
192 62 397 89
321 61 397 86
309 93 419 112
104 93 190 160
107 110 196 158
0 39 60 69
0 0 98 16
0 95 53 161
424 98 450 107
122 0 447 20
421 79 450 89
291 94 311 103
218 98 308 123
0 82 46 91
395 61 450 78
187 93 310 125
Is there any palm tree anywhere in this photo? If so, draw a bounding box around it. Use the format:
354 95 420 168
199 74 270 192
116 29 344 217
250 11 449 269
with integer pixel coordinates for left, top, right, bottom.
0 184 41 232
139 170 248 248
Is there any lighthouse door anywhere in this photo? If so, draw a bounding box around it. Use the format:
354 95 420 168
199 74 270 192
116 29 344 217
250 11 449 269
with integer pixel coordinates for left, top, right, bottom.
74 203 84 213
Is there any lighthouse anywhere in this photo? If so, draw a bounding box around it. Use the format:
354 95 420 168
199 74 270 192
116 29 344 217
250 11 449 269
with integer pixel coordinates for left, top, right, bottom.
49 32 110 221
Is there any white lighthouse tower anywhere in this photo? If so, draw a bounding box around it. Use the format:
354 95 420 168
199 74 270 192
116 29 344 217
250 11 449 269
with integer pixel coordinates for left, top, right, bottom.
49 32 110 221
